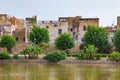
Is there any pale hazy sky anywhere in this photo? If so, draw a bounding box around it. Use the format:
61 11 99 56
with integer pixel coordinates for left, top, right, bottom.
1 0 120 26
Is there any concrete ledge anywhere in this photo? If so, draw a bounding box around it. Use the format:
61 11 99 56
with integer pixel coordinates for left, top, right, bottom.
0 59 120 64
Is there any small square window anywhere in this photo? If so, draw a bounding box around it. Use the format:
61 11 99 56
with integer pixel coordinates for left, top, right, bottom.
58 29 62 34
23 37 25 41
16 37 18 41
46 26 49 28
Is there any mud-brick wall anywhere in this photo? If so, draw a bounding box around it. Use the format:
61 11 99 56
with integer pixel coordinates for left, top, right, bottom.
117 16 120 28
12 29 25 43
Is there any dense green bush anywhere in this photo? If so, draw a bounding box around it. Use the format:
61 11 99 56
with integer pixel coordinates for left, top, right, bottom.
13 54 19 59
113 28 120 52
0 52 11 60
29 27 49 44
44 51 66 62
83 25 109 53
55 33 75 50
108 52 120 61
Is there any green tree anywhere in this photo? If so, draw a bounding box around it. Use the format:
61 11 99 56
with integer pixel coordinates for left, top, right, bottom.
28 26 49 44
83 25 109 53
55 33 75 50
0 34 16 53
113 28 120 52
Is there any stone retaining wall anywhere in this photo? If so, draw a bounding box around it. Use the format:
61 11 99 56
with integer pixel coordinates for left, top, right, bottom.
0 59 120 64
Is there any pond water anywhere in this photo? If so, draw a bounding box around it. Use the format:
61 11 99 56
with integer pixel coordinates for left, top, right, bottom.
0 63 120 80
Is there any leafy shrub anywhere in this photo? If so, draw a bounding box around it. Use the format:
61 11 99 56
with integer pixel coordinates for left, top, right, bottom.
79 45 97 60
13 54 19 59
77 53 89 60
44 51 66 62
20 45 43 59
79 43 86 50
0 52 11 60
113 29 120 52
108 52 120 61
94 53 107 60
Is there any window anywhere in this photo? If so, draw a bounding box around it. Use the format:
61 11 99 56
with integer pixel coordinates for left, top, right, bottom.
58 29 62 34
42 21 44 23
50 21 52 23
16 37 18 41
23 37 25 41
46 26 49 28
83 25 86 31
70 28 73 32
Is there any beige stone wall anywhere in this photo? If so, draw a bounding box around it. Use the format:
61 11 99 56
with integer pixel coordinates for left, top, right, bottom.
38 20 68 43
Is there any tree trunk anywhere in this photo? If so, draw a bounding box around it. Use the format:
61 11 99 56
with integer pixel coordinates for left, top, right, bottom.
7 48 12 54
89 53 93 60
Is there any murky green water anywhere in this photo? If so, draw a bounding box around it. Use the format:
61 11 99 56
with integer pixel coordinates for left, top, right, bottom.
0 63 120 80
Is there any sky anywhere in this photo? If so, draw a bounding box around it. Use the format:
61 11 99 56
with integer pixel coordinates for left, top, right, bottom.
0 0 120 26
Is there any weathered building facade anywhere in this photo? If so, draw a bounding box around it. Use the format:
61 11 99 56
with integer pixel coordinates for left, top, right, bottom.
38 20 69 43
25 15 37 42
38 16 99 44
0 14 25 43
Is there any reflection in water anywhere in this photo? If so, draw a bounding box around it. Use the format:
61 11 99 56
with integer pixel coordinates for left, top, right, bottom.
0 63 120 80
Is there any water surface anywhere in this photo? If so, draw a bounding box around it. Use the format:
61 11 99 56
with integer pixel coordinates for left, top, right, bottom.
0 63 120 80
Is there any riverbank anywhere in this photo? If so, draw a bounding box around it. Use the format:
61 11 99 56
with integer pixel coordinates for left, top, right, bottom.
0 59 120 64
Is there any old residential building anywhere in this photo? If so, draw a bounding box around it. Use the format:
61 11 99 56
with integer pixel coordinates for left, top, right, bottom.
38 16 99 44
0 14 25 43
38 20 68 43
